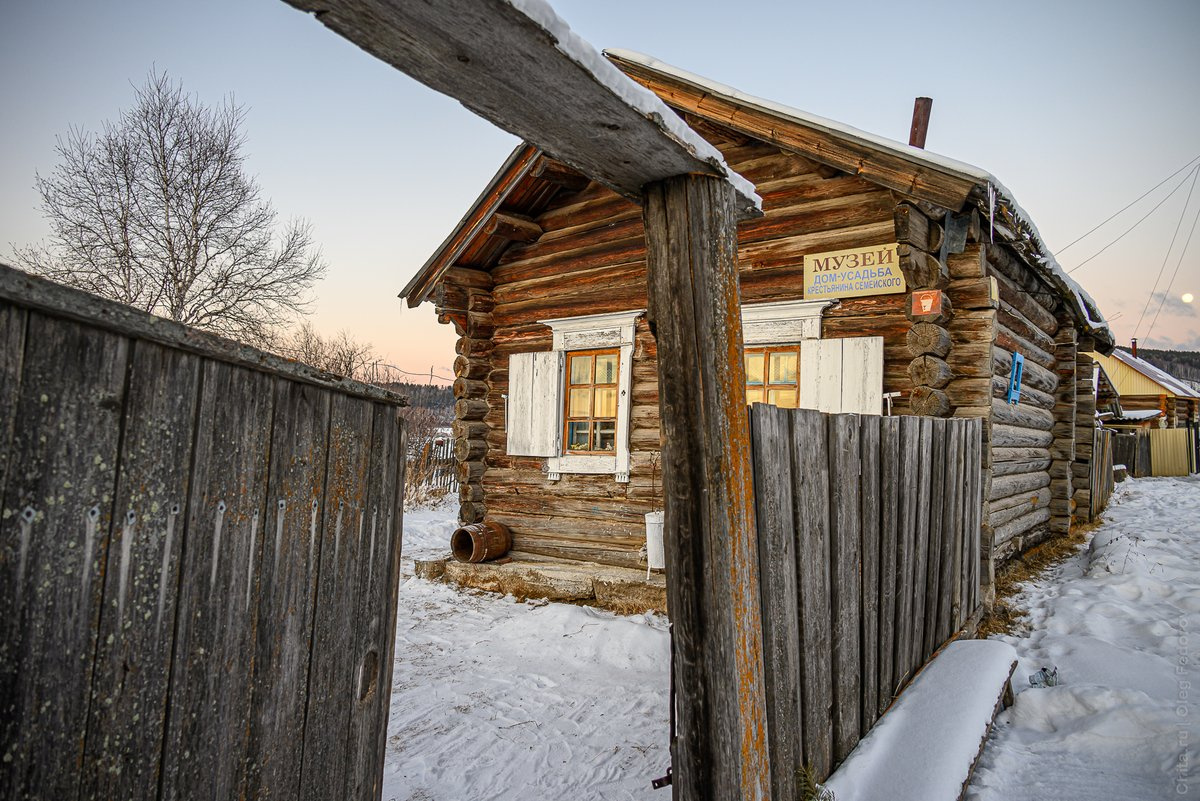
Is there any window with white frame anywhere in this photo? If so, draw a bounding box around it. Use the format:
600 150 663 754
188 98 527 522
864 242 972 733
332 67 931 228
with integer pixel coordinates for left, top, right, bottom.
505 310 640 482
504 301 885 485
740 298 885 415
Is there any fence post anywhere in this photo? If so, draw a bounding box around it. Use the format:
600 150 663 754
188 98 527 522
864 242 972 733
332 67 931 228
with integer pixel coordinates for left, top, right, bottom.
643 174 770 801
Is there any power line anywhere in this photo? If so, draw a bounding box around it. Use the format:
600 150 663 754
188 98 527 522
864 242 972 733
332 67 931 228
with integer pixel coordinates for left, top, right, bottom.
1058 153 1200 254
1067 164 1200 274
1143 191 1200 346
1134 165 1200 339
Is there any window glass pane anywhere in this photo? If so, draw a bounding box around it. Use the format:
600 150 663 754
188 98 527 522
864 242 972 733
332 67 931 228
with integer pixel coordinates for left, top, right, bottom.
595 353 618 384
593 421 616 452
566 421 590 451
746 388 764 405
768 389 798 408
745 353 764 385
569 354 592 385
769 351 798 384
594 387 618 418
568 388 592 418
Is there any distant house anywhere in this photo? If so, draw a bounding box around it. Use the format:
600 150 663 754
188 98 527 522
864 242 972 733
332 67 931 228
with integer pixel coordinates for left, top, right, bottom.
403 51 1115 603
1088 348 1200 428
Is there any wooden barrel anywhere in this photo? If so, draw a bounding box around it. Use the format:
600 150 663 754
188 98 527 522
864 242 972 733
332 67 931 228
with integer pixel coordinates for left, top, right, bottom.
450 520 512 563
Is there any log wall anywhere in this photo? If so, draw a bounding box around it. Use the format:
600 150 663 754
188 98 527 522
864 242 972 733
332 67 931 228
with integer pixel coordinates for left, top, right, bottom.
438 128 1091 583
982 244 1066 564
445 140 921 568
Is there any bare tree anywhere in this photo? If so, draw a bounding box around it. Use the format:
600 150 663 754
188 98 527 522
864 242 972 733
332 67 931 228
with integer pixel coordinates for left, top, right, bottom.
274 322 378 379
14 70 325 345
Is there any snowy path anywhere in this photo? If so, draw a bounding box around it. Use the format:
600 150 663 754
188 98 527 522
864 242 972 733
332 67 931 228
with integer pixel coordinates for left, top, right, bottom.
968 476 1200 801
382 503 670 801
386 475 1200 800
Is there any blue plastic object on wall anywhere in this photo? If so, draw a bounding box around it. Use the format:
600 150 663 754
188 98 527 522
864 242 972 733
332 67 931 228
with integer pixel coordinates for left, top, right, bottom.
1007 353 1024 405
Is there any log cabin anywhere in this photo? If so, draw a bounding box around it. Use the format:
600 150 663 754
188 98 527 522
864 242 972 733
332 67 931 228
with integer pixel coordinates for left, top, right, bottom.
1088 347 1200 429
402 51 1116 604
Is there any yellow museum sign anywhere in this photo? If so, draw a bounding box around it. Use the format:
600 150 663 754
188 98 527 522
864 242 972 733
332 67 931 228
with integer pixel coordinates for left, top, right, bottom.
803 242 906 300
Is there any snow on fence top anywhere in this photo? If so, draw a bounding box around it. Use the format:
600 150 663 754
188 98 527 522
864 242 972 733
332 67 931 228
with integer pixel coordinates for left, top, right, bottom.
607 49 1113 347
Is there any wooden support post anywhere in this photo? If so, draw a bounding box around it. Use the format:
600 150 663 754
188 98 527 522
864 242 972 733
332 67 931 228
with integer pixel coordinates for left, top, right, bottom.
642 174 771 801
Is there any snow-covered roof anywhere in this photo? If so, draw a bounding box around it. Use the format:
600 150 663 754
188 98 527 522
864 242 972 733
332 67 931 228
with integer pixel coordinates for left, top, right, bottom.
605 49 1114 349
1111 350 1200 399
1113 409 1163 421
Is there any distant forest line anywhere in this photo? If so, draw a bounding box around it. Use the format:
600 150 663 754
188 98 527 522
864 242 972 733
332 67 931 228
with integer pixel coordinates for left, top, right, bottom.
1117 346 1200 385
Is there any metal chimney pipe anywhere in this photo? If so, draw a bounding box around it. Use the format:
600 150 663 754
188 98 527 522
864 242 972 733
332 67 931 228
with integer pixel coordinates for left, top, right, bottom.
909 97 933 148
1132 337 1139 357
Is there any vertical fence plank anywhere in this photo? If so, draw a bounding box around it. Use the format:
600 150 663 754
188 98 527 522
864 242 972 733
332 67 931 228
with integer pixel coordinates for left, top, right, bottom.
909 418 935 672
858 415 881 732
369 419 407 799
893 416 919 689
299 393 376 800
345 408 407 801
0 314 128 801
244 381 333 800
793 408 833 778
0 304 27 510
828 413 861 763
750 404 802 801
159 362 276 801
937 421 961 642
967 419 984 623
950 422 968 633
876 417 900 717
82 342 201 801
921 418 946 658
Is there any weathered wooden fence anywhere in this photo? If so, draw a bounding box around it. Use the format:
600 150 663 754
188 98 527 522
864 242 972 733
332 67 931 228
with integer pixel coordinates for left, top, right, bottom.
1088 427 1115 520
1113 427 1196 479
0 265 406 801
750 405 982 792
1112 430 1152 478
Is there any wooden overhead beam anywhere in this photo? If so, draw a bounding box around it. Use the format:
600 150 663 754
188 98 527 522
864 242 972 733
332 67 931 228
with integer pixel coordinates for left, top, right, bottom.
286 4 771 798
283 0 759 216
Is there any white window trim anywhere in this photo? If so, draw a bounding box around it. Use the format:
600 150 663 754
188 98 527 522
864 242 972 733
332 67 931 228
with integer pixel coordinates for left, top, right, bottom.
741 298 832 345
540 309 643 483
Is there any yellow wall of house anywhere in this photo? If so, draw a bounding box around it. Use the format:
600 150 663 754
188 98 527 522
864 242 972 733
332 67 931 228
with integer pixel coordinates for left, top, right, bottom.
1088 352 1175 399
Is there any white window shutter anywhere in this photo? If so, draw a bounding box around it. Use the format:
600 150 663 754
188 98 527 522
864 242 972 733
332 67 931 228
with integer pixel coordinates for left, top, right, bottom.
840 337 884 415
799 337 884 415
800 339 844 413
506 351 561 456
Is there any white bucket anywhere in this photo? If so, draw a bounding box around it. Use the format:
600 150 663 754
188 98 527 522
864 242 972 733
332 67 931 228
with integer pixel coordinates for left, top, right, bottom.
645 510 665 572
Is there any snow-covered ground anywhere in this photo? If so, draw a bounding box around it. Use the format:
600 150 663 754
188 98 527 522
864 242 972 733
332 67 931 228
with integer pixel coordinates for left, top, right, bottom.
968 475 1200 801
383 501 670 801
387 475 1200 801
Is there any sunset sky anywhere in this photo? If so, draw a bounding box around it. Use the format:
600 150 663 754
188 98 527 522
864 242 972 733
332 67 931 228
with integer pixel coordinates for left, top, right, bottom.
3 0 1198 384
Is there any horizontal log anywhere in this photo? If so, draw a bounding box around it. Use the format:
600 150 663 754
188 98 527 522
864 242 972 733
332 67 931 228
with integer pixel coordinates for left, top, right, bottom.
910 385 951 416
993 349 1057 394
454 355 491 380
455 336 494 358
990 374 1054 410
531 156 591 192
989 471 1051 500
992 507 1052 546
946 378 992 408
908 354 953 388
458 460 486 483
906 323 952 358
455 437 487 462
894 203 940 253
987 260 1058 334
996 322 1056 371
453 377 489 400
990 398 1054 430
991 457 1052 477
455 398 489 421
948 244 986 279
452 419 489 441
485 212 543 243
991 446 1052 463
991 424 1054 448
900 245 949 290
946 277 995 311
989 488 1051 528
